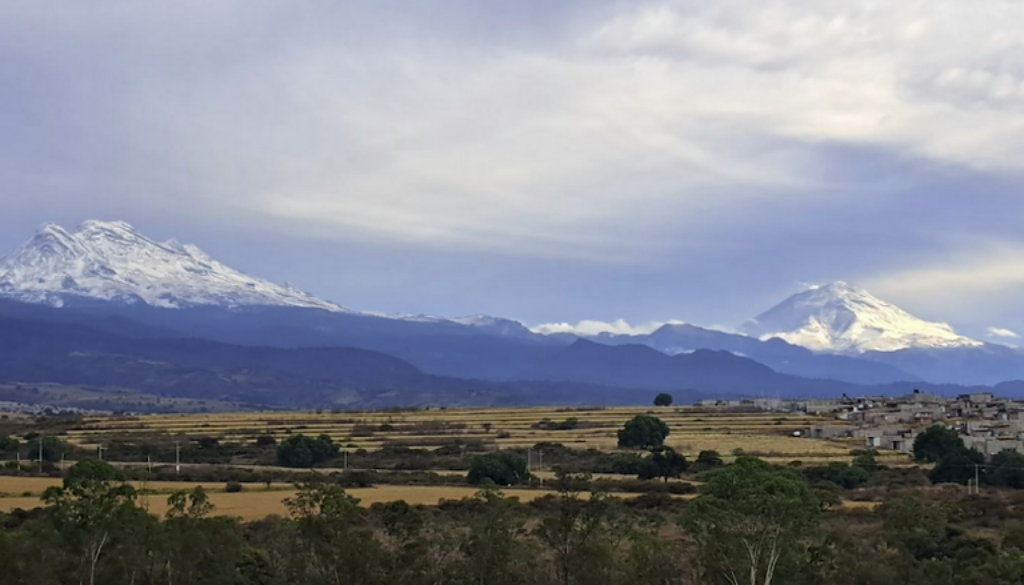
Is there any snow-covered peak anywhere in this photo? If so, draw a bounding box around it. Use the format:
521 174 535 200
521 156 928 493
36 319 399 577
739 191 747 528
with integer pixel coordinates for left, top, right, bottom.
451 314 534 337
741 281 982 353
0 220 346 312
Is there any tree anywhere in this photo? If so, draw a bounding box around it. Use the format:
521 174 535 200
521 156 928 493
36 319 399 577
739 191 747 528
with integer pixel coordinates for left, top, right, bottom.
654 393 674 407
683 457 821 585
880 497 951 560
617 414 670 450
929 447 984 485
536 472 618 585
913 425 964 463
460 488 533 585
42 460 144 585
284 482 381 584
638 447 689 482
0 435 19 453
166 486 215 520
990 450 1024 489
277 433 339 467
467 452 529 486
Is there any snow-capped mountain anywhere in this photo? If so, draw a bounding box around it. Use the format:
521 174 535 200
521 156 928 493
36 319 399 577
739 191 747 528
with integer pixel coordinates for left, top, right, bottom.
0 220 345 311
451 314 535 338
741 281 982 354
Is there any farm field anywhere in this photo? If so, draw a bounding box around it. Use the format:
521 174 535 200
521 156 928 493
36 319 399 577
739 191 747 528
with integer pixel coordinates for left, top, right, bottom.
0 484 620 520
61 405 904 462
0 476 297 497
0 405 911 522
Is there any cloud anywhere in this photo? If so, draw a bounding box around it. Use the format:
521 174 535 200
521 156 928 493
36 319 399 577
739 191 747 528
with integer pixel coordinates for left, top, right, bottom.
4 1 1024 331
531 318 684 336
5 0 1024 263
988 326 1019 339
866 242 1024 308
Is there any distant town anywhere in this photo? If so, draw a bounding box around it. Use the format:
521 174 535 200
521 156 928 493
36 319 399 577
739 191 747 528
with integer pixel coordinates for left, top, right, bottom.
699 390 1024 456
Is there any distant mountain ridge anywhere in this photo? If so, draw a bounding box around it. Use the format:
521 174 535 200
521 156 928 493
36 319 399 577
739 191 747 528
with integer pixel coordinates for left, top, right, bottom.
1 220 1021 389
741 281 981 354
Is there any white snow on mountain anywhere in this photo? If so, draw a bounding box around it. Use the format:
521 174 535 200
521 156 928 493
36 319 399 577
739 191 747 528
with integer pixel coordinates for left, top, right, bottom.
0 220 346 311
451 314 535 337
742 281 982 353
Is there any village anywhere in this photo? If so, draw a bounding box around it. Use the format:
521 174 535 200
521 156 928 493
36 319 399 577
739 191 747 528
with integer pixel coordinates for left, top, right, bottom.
698 390 1024 456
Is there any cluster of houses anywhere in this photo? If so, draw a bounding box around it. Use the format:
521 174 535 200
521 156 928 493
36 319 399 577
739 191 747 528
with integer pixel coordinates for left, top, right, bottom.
697 391 1024 455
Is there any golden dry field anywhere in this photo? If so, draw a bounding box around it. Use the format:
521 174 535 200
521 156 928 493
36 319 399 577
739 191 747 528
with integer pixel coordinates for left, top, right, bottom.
0 484 618 521
0 406 909 521
62 405 903 462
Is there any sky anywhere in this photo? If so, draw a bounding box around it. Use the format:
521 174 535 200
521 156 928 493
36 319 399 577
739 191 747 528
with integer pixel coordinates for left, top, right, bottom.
1 0 1024 339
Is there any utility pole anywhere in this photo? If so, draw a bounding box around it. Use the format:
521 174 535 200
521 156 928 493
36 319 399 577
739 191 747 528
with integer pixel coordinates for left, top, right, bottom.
60 453 65 474
175 442 181 476
147 455 152 474
975 464 981 495
97 445 105 461
38 436 43 472
538 449 543 471
343 451 348 471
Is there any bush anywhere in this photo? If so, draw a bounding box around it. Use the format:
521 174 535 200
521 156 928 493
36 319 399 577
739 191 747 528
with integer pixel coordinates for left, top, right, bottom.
225 481 243 493
637 448 688 482
695 450 724 468
802 463 870 490
467 452 529 486
531 418 580 431
255 435 277 447
618 415 670 449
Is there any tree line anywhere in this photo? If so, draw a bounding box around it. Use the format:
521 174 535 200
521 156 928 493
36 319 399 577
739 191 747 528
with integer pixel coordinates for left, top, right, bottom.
6 455 1024 585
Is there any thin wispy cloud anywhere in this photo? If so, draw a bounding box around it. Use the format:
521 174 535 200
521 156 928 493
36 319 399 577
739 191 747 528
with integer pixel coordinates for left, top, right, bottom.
988 326 1019 339
531 319 685 337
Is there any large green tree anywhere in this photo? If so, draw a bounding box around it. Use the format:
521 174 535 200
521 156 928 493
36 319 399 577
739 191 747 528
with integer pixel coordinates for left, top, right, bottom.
683 457 821 585
276 433 339 468
929 447 984 485
989 450 1024 489
913 425 965 463
617 414 670 450
42 460 150 585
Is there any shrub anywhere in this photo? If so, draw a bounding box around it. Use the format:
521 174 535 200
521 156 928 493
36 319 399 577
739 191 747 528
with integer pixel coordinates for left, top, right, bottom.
225 481 243 493
531 418 580 431
695 450 724 468
637 448 689 482
255 435 277 447
653 393 673 407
